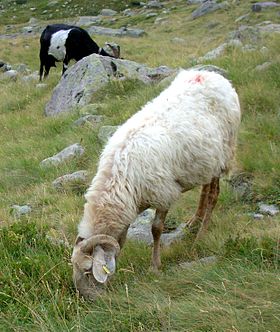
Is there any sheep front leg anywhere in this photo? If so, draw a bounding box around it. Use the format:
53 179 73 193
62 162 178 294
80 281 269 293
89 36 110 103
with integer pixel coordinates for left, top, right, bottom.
151 209 168 271
62 55 70 75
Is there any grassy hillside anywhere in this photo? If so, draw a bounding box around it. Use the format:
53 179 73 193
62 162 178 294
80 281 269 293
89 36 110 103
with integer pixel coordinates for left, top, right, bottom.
0 1 279 331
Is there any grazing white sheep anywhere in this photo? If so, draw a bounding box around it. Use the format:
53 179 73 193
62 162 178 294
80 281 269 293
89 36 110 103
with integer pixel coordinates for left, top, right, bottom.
71 69 241 299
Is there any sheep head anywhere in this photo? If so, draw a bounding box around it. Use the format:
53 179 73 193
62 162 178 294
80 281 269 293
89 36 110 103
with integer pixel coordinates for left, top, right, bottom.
71 234 120 300
105 42 121 58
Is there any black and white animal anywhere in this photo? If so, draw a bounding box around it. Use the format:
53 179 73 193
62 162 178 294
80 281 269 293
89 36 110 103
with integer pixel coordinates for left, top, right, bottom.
39 24 120 80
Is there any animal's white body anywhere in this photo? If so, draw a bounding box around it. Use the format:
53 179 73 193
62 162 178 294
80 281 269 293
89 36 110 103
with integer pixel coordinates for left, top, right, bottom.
48 29 72 60
78 69 241 240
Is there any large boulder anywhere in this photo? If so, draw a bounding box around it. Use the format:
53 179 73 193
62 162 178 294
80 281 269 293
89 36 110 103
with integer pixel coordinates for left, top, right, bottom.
45 54 176 117
88 26 145 37
192 0 229 19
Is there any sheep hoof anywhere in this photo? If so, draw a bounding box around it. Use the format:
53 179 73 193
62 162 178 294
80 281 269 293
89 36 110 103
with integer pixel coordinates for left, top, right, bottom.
149 265 161 275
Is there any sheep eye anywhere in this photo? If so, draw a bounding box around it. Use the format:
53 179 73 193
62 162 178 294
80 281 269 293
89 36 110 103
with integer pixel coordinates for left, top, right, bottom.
56 46 60 49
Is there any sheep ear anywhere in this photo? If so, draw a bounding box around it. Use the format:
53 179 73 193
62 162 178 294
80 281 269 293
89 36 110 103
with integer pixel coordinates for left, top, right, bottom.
92 245 116 284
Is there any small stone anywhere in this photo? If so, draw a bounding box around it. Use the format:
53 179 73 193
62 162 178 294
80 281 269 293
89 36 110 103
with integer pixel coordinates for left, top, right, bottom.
146 0 163 9
40 143 85 167
180 256 217 269
258 203 279 216
100 9 117 16
171 37 185 43
2 70 18 80
255 61 273 71
22 26 33 33
21 72 39 82
11 205 32 217
52 170 88 190
123 9 135 16
252 213 264 220
36 83 48 89
146 12 158 18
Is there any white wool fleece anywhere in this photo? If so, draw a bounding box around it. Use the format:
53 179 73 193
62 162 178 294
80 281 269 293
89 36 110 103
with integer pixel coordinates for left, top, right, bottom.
79 70 241 239
48 29 72 61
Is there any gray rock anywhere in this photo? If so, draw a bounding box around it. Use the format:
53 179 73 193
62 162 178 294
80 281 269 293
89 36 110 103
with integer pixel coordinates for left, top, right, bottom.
123 9 136 16
146 12 158 18
0 61 11 72
22 26 34 33
187 0 207 4
198 43 227 61
171 37 185 43
127 209 187 246
47 0 58 7
154 17 168 25
260 46 269 54
242 44 257 52
11 205 31 217
198 38 242 62
98 125 120 144
88 25 145 38
258 203 279 216
230 25 258 42
258 23 280 33
146 1 163 8
180 256 217 268
161 223 187 246
228 172 253 200
15 63 30 73
192 1 229 19
45 54 175 116
21 72 39 82
1 70 18 80
190 64 228 77
40 143 85 167
100 9 117 16
36 83 48 89
252 2 280 12
52 170 88 190
255 61 273 71
252 213 264 220
75 16 102 26
73 114 104 127
28 17 39 25
127 209 155 244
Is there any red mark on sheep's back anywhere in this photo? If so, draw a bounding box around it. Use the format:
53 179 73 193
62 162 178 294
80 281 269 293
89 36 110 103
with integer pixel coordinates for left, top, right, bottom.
186 74 205 84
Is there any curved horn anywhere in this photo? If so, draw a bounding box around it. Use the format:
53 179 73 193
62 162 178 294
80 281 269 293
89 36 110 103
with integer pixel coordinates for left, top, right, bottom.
106 43 120 59
80 234 120 256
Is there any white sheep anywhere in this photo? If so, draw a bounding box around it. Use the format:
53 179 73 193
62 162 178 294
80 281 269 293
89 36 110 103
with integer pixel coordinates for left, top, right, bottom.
71 69 241 299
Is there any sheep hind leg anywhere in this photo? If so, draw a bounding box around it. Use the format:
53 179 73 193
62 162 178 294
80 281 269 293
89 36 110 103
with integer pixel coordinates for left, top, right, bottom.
195 177 220 241
151 209 168 272
187 183 210 230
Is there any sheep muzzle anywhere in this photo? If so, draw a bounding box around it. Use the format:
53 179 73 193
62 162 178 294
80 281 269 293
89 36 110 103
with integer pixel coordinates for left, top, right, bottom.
71 234 120 300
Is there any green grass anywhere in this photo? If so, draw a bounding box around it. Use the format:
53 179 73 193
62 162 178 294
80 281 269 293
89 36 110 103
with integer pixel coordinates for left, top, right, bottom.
0 0 280 331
